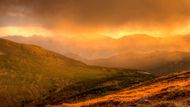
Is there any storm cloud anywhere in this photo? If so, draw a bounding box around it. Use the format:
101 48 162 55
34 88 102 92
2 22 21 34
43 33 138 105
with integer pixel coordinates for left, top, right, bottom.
0 0 190 36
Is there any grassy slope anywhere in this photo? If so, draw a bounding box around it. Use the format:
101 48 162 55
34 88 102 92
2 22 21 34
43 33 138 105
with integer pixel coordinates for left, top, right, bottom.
55 70 190 107
0 38 153 107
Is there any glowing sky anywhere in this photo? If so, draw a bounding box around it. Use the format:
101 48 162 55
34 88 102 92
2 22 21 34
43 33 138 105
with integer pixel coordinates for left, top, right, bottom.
0 0 190 38
0 26 53 37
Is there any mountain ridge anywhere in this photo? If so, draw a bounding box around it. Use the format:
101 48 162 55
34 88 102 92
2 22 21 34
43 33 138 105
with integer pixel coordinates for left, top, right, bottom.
3 34 190 60
88 51 190 75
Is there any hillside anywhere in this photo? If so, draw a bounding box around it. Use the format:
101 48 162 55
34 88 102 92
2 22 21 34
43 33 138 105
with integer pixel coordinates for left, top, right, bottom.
51 70 190 107
0 38 153 107
89 51 190 75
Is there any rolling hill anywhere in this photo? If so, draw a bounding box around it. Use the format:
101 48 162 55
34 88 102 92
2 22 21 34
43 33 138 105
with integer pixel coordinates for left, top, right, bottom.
52 70 190 107
0 38 153 107
89 51 190 75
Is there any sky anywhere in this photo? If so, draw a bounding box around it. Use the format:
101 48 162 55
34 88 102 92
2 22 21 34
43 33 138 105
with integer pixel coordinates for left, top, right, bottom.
0 0 190 38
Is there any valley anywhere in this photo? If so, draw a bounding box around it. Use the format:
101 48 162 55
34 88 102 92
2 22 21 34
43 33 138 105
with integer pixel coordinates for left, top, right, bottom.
5 35 190 76
1 1 190 107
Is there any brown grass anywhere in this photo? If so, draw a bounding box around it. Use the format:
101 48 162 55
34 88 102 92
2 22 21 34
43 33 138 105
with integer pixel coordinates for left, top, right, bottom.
48 71 190 107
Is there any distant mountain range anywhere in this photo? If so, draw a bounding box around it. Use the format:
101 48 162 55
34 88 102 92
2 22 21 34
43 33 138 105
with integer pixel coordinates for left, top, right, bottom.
0 38 153 107
4 34 190 60
88 51 190 75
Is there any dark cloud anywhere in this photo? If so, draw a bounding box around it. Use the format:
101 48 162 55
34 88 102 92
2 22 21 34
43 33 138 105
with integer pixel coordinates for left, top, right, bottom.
0 0 190 28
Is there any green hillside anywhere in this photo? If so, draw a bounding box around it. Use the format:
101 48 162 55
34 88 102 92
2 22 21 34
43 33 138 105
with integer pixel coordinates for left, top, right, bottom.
0 38 153 107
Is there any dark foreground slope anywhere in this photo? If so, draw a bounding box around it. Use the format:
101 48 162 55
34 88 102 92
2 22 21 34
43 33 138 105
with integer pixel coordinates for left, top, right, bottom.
54 70 190 107
0 38 153 107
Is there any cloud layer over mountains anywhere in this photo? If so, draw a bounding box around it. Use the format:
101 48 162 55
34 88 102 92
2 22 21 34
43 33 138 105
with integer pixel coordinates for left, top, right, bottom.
1 0 190 37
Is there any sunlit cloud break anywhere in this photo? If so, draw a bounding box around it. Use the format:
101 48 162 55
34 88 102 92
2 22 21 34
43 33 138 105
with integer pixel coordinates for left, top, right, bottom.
0 26 53 37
